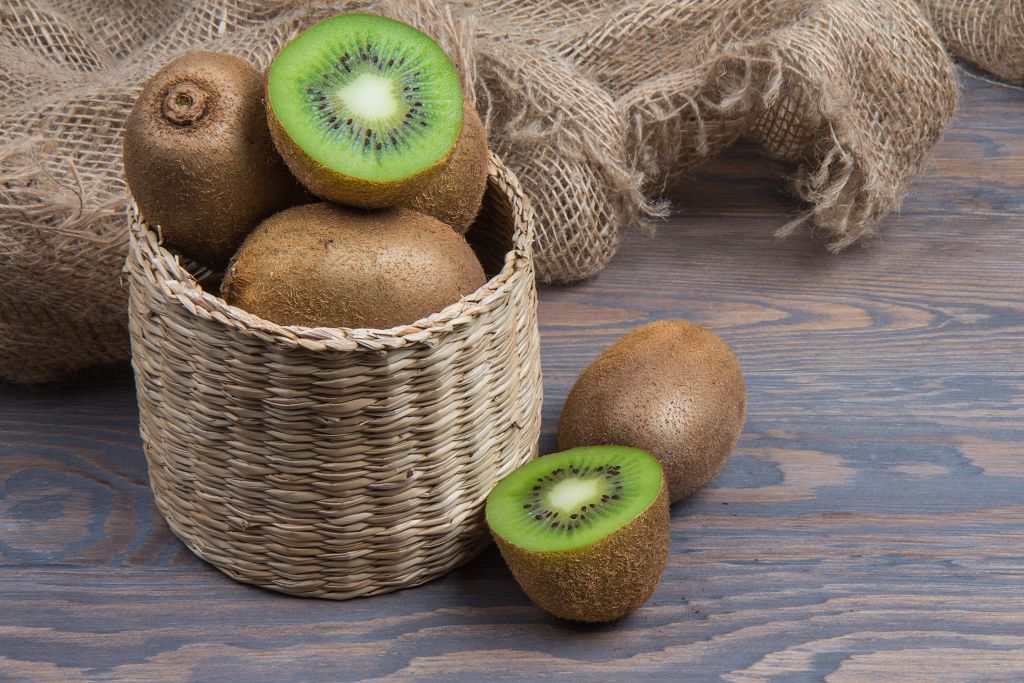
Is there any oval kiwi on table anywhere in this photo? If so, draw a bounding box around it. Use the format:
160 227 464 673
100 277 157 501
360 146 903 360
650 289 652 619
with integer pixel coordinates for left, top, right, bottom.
221 202 485 330
266 13 466 208
486 446 670 623
557 320 747 504
123 51 308 270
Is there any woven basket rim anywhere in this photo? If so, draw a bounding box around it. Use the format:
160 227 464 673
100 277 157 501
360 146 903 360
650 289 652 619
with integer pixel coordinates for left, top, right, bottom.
128 152 535 352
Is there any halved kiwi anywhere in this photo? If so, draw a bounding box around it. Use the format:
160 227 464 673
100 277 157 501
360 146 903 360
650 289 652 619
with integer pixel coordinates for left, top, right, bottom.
486 446 670 622
267 14 464 207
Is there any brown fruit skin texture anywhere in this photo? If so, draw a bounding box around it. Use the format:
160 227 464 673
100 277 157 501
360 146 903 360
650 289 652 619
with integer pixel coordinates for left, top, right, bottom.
492 481 670 623
221 202 485 329
123 51 307 270
266 91 454 209
405 102 489 233
557 320 747 504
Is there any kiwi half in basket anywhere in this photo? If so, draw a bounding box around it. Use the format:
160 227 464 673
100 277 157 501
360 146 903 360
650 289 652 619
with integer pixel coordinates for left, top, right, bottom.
266 13 464 208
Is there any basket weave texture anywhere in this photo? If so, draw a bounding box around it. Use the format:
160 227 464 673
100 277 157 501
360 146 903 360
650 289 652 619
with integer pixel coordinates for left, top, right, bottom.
127 154 542 599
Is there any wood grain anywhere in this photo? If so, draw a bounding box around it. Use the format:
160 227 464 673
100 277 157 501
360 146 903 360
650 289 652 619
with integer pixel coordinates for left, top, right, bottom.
1 71 1023 681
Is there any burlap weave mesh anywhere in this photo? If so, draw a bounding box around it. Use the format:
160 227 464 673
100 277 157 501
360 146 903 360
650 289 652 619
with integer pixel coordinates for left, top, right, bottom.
0 0 983 383
918 0 1024 85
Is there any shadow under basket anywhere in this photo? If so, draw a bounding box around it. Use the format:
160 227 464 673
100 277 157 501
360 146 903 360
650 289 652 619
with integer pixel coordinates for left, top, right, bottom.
127 154 542 599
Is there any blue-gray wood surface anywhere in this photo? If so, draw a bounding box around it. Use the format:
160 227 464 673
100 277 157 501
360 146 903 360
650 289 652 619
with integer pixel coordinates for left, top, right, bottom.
1 72 1022 681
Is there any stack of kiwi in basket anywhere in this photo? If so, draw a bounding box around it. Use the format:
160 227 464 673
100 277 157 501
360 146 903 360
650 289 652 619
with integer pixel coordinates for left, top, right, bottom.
124 13 489 330
125 13 749 624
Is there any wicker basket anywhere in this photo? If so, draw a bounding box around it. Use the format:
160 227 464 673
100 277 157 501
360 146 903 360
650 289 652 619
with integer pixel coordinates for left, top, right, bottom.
126 154 542 599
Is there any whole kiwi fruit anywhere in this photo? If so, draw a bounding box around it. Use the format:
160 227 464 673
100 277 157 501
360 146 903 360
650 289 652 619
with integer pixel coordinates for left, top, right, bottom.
486 446 670 622
265 14 465 208
221 202 486 329
405 102 489 233
557 320 746 503
123 50 307 269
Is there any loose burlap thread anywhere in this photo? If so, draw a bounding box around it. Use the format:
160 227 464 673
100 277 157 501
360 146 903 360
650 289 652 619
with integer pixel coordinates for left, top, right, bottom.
2 0 998 383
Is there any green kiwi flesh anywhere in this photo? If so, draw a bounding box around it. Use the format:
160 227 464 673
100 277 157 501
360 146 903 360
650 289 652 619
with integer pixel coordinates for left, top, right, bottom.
123 51 306 269
558 320 747 503
267 14 464 207
221 202 485 329
406 102 489 233
486 446 669 622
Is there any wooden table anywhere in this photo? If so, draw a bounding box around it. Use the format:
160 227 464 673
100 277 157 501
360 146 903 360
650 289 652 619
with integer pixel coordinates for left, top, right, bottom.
2 72 1022 682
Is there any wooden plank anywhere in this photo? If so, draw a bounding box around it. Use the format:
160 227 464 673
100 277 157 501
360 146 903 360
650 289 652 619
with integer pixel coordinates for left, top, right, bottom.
0 71 1022 681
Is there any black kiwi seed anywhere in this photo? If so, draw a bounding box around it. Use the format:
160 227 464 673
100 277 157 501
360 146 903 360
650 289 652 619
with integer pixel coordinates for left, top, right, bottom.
515 460 640 533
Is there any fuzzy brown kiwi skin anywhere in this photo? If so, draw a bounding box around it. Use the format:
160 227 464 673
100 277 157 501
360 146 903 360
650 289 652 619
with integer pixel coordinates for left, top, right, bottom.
405 102 489 233
123 50 309 270
491 481 669 623
266 85 455 209
221 202 485 329
557 320 747 504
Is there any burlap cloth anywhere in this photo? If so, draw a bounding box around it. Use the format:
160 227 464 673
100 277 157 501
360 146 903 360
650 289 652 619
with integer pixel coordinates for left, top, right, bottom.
4 0 1005 384
918 0 1024 84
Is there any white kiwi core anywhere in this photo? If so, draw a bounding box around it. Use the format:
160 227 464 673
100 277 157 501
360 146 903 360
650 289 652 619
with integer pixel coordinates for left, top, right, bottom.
337 73 399 121
547 478 605 514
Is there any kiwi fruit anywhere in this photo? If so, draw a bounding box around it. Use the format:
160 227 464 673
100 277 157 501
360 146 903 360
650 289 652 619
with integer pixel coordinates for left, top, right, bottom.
123 50 307 269
557 320 746 504
486 446 670 623
266 14 464 208
406 101 489 233
221 202 485 329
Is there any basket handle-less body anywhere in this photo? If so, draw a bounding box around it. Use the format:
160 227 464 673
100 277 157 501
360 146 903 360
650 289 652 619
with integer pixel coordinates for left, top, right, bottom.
127 153 542 599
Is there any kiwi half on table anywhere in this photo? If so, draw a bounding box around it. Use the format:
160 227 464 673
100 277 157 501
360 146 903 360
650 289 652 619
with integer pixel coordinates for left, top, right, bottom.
486 446 670 623
267 14 465 208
